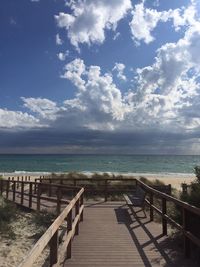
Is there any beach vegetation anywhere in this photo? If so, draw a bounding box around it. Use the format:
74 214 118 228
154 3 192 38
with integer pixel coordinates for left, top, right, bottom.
51 172 88 179
139 176 165 186
0 197 16 238
179 166 200 208
32 210 56 228
31 211 56 238
194 166 200 183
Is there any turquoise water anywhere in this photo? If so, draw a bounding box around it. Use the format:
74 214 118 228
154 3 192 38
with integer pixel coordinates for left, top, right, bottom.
0 154 199 174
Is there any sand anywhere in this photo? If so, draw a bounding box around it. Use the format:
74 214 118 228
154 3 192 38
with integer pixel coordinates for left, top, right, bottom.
131 173 196 190
0 211 48 267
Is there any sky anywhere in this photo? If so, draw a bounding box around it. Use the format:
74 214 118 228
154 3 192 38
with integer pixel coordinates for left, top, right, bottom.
1 0 200 154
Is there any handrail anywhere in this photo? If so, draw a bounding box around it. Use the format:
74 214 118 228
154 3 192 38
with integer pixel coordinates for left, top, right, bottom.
137 179 200 216
137 179 200 257
18 187 84 267
0 179 81 214
37 177 171 202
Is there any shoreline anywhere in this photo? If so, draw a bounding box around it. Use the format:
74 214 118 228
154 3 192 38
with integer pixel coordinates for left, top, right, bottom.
1 171 196 191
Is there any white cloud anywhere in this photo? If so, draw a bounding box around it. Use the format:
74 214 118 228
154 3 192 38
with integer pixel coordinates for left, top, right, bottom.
0 109 40 129
62 58 86 90
56 34 63 45
22 97 60 121
62 59 131 130
129 1 198 45
57 50 69 61
113 32 120 40
128 22 200 131
112 63 127 81
55 0 132 50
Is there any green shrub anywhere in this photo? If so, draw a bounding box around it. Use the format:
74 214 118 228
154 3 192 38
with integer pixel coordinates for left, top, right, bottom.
0 197 16 238
0 197 16 224
139 176 165 186
179 166 200 208
194 166 200 183
32 210 56 228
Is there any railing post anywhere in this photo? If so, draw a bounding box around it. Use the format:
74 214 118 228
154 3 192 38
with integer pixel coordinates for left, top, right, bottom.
150 192 154 221
73 179 77 197
12 181 16 202
48 179 52 197
29 183 33 208
80 193 84 222
37 183 41 211
17 176 19 189
162 198 167 235
75 199 80 235
168 184 171 195
34 179 37 194
6 179 10 199
56 187 62 215
183 208 190 258
49 230 58 266
67 210 72 259
104 179 108 202
21 182 24 205
0 179 3 195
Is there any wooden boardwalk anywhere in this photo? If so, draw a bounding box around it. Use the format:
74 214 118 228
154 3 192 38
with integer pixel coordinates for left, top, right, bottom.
64 202 197 267
2 179 199 267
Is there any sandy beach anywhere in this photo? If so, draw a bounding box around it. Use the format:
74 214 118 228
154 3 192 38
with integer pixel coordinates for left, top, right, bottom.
132 173 196 190
0 211 48 267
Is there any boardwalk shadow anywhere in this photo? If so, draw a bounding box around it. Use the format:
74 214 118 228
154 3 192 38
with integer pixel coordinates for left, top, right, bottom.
114 205 196 267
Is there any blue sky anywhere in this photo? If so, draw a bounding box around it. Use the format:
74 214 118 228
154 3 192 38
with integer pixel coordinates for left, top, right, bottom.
0 0 200 154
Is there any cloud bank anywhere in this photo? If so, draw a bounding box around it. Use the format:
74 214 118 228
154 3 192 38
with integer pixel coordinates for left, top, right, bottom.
1 0 200 153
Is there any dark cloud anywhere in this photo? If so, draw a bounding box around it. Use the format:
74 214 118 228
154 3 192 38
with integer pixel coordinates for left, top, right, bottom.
0 128 200 154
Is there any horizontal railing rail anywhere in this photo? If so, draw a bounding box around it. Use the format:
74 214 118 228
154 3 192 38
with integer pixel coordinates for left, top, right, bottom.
137 179 200 258
36 177 171 202
0 178 81 214
18 187 84 267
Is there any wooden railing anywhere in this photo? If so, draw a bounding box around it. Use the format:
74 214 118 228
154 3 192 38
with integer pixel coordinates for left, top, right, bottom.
35 177 171 201
18 187 84 267
1 175 199 260
137 179 200 258
0 178 81 214
0 177 84 267
36 177 200 258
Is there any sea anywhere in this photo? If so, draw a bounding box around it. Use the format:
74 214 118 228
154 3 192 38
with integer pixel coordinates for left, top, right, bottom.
0 154 199 176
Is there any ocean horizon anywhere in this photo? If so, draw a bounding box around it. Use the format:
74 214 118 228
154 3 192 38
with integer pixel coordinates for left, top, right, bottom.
0 154 199 175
